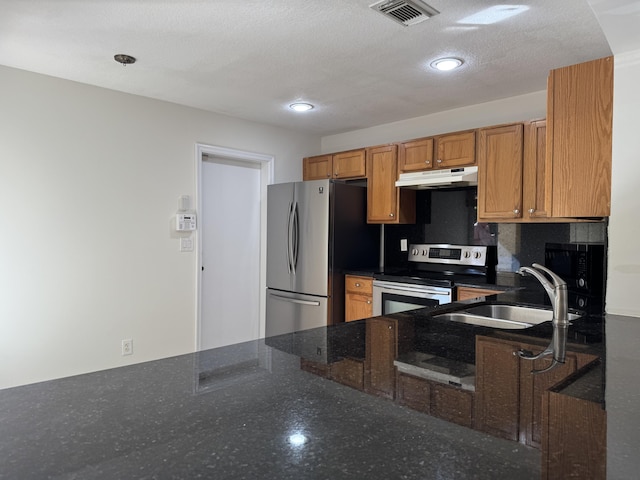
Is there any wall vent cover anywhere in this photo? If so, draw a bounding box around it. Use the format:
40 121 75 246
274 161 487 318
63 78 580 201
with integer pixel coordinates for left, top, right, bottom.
370 0 440 26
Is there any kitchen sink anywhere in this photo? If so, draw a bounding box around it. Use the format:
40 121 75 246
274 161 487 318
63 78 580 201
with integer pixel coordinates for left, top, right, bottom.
432 312 536 329
432 304 582 329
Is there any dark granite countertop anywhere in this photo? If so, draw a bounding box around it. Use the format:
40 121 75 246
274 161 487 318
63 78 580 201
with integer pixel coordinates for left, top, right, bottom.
0 282 625 479
0 341 541 479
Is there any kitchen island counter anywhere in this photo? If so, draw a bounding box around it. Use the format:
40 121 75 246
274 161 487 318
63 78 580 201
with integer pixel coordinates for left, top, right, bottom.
0 339 541 479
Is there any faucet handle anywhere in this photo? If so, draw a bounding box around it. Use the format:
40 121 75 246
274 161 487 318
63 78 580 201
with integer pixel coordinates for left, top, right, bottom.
531 263 567 287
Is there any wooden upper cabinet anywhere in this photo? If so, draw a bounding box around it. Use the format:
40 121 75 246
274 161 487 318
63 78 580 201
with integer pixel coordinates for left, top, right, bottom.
523 120 551 219
547 56 613 217
303 154 332 181
333 149 366 179
398 137 434 173
366 144 415 224
434 130 476 168
477 123 524 221
302 149 366 181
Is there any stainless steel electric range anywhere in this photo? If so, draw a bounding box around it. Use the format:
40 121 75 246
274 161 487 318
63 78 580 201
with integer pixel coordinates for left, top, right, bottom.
373 244 497 316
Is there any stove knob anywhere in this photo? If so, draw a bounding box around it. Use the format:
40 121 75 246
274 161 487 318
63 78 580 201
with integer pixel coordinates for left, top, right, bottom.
463 251 471 258
474 251 482 259
422 249 428 256
412 248 419 256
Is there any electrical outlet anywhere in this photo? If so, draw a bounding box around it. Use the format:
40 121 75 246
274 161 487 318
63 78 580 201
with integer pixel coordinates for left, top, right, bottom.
121 339 133 356
400 239 408 251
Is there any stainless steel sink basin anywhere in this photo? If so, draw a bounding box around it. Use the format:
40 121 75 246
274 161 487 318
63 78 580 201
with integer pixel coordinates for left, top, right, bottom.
432 304 582 329
464 304 581 324
432 312 536 329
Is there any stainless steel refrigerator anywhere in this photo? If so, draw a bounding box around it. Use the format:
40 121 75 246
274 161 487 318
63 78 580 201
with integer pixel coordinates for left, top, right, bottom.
266 179 379 338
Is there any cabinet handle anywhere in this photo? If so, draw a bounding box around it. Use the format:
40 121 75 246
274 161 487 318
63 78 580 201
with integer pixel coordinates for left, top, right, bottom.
388 325 393 330
437 159 442 163
389 213 395 218
513 209 520 215
367 300 371 304
528 208 535 214
355 282 361 287
425 160 430 164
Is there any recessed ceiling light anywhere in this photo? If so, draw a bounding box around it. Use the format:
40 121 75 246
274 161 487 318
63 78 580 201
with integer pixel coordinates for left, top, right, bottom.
114 54 136 66
289 102 314 112
430 57 464 71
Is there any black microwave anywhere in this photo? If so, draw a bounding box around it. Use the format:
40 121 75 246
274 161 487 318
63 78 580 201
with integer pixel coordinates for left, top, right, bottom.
544 243 606 295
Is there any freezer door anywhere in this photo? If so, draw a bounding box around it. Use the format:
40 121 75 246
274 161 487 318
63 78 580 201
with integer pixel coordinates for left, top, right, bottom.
267 182 295 291
266 289 328 337
292 180 330 296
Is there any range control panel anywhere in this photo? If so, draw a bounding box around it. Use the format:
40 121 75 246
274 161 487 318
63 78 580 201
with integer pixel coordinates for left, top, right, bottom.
408 244 489 266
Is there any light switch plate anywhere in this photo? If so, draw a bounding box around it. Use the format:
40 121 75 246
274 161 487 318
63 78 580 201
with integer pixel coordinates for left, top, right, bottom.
400 239 408 251
180 237 194 252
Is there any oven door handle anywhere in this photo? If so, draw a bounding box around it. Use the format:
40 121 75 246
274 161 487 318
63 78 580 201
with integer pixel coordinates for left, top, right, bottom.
374 282 451 297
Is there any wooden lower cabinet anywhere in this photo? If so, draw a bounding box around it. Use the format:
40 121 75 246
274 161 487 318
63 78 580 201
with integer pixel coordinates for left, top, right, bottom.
397 373 474 428
330 357 365 391
456 286 502 301
475 335 598 447
345 275 373 322
541 390 606 480
364 317 414 399
475 336 521 441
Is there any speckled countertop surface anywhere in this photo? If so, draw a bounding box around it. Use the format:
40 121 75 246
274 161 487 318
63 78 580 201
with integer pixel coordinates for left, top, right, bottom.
0 341 541 479
0 282 617 479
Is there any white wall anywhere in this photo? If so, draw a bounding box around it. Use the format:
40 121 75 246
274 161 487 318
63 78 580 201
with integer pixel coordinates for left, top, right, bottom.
606 50 640 317
321 91 546 153
0 65 319 389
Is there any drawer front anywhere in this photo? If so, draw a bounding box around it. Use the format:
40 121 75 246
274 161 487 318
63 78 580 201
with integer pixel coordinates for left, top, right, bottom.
431 383 474 428
345 275 373 294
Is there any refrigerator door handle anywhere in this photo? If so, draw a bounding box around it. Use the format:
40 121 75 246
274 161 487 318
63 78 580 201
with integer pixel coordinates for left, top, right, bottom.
291 201 299 274
286 201 294 273
269 293 321 307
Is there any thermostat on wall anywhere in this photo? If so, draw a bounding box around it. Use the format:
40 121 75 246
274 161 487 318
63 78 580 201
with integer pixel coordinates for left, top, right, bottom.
176 213 197 231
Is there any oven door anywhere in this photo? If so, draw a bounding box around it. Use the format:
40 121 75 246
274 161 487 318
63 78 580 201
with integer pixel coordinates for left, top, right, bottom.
373 280 452 316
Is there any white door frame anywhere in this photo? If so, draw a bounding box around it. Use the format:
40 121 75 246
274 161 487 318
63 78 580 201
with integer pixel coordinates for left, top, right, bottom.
195 143 274 351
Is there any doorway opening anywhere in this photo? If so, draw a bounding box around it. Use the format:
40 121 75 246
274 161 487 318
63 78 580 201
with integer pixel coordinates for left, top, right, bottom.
195 144 274 351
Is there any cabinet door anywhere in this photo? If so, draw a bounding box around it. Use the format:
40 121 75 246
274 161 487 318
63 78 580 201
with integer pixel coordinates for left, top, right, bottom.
523 120 552 219
303 155 332 181
345 293 373 322
519 351 578 448
365 317 397 399
547 56 612 217
477 123 524 221
367 145 415 224
398 138 434 173
333 149 366 179
330 358 364 390
475 336 520 441
542 391 606 480
434 130 476 168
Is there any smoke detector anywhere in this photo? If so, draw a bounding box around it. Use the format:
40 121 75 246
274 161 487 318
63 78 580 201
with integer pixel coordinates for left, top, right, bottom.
370 0 440 27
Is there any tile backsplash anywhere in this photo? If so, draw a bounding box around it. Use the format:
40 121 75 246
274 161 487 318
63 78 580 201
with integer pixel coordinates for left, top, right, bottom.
383 187 607 272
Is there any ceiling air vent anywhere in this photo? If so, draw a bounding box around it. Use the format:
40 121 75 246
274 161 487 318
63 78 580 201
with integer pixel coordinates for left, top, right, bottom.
370 0 440 26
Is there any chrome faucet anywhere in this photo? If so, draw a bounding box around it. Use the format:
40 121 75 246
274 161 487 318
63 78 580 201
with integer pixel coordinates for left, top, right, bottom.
516 264 570 374
517 263 569 326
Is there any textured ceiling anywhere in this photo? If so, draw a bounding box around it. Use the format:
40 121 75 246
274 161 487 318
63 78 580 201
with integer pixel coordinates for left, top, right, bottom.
0 0 631 136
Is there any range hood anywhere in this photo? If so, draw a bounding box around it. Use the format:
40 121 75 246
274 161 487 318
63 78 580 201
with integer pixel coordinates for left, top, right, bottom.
395 166 478 189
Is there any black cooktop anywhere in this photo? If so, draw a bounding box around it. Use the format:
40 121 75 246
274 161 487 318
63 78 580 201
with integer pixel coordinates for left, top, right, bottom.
373 268 491 288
